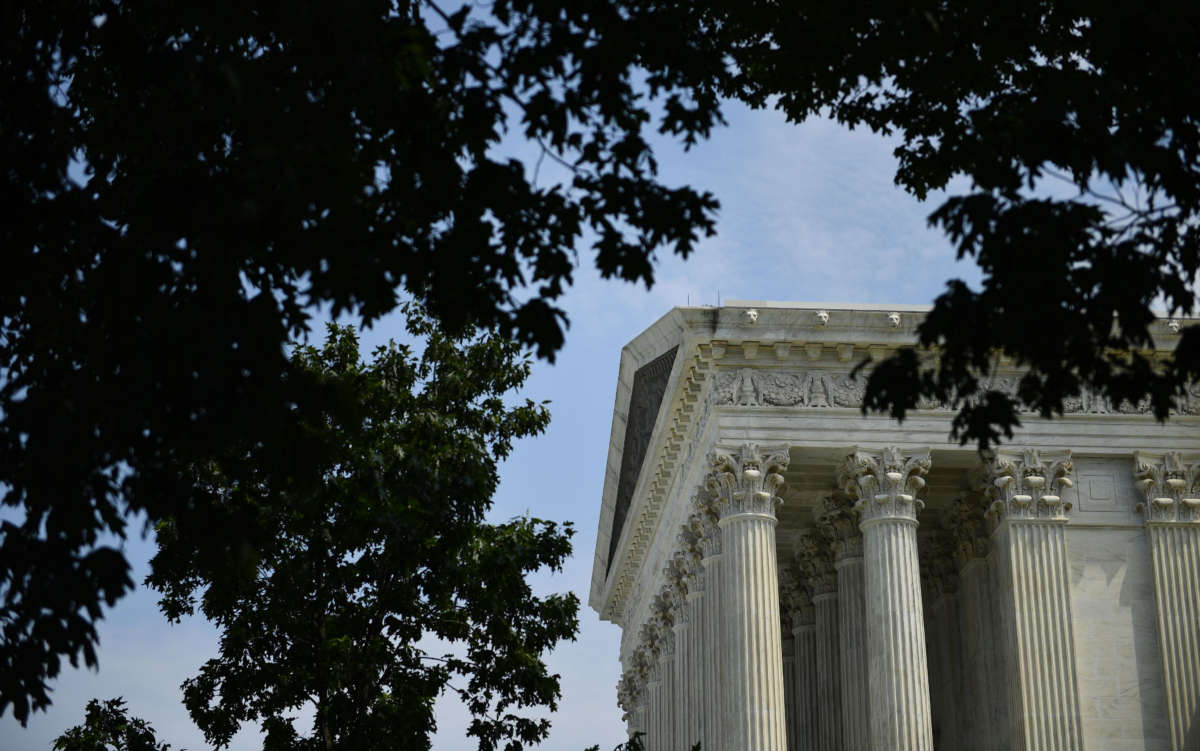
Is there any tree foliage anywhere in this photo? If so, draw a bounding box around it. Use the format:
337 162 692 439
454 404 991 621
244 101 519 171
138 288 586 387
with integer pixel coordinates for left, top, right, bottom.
1 0 719 721
146 317 577 750
52 697 173 751
706 0 1200 446
6 0 1200 727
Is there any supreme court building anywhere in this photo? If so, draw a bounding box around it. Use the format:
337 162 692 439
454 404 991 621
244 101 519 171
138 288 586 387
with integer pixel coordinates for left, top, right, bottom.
588 302 1200 751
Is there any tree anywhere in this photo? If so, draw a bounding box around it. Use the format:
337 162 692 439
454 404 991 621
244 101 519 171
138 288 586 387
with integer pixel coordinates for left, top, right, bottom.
145 316 577 750
52 697 172 751
2 0 721 720
7 0 1200 725
706 0 1200 446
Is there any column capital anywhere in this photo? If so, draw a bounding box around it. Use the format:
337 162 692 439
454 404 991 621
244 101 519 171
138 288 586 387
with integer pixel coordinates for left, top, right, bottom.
629 649 651 690
780 567 816 627
985 448 1074 522
678 519 706 595
840 446 931 524
657 615 677 660
919 530 959 601
617 675 638 722
665 561 690 627
689 502 723 560
794 529 837 597
1133 451 1200 524
945 493 990 570
816 492 863 561
706 443 790 521
640 618 664 666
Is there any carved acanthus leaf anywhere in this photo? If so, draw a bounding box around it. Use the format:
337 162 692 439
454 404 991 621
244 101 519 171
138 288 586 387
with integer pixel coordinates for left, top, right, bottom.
841 447 931 523
986 449 1074 522
815 492 863 561
707 443 791 519
779 566 816 626
945 494 989 569
692 492 723 558
919 529 959 600
794 529 837 596
1134 451 1200 524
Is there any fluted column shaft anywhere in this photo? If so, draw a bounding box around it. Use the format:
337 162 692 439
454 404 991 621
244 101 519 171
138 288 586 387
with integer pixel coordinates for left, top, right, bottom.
701 553 723 750
783 636 797 751
635 696 648 746
988 449 1083 750
927 589 963 749
862 515 934 750
793 622 819 751
991 520 1083 750
843 447 935 751
685 592 703 749
673 619 689 750
646 664 663 751
834 553 868 751
818 494 868 751
719 512 788 750
1146 522 1200 751
659 649 676 751
948 490 1010 751
813 592 842 751
1135 451 1200 751
709 443 791 751
958 557 1009 751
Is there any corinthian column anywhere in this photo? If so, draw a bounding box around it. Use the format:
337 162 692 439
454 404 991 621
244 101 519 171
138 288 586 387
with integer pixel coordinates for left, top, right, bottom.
946 494 1009 750
819 493 868 751
1134 451 1200 751
680 520 706 751
985 449 1083 750
783 572 819 751
843 447 935 751
696 500 724 751
707 443 791 751
641 624 664 751
667 559 691 751
919 531 962 750
627 650 652 742
658 592 680 751
782 631 797 751
795 530 841 751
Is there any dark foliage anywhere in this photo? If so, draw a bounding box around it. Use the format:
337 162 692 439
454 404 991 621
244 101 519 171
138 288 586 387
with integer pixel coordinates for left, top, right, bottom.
52 697 173 751
146 318 577 750
6 0 1200 728
1 0 719 722
711 0 1200 446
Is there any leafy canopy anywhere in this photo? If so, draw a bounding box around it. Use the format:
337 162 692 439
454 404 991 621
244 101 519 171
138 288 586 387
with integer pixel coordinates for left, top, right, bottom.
6 0 1200 726
52 697 173 751
147 317 578 751
2 0 719 721
707 0 1200 445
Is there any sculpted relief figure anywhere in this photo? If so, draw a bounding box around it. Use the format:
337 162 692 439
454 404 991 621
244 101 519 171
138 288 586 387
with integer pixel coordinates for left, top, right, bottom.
713 365 1200 417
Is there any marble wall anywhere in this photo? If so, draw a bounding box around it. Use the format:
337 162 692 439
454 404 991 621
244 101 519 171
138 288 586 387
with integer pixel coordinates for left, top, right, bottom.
1068 528 1169 750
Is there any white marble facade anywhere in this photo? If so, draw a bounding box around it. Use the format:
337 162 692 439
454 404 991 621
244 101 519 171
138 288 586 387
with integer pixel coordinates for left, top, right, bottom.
593 303 1200 751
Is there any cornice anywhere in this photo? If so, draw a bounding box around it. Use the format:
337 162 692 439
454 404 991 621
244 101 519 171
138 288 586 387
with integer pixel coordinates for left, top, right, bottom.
591 304 1198 625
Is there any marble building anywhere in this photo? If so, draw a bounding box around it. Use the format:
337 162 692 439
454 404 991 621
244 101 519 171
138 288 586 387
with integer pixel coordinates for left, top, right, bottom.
588 302 1200 751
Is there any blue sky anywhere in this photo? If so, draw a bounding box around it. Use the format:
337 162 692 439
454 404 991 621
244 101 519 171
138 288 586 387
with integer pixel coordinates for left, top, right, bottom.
2 102 985 750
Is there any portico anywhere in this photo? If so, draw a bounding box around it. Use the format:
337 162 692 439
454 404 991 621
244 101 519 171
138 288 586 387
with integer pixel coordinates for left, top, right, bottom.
592 303 1200 751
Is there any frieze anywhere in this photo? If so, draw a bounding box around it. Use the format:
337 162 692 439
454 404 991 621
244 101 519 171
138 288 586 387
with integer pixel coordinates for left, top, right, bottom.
711 367 1200 416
